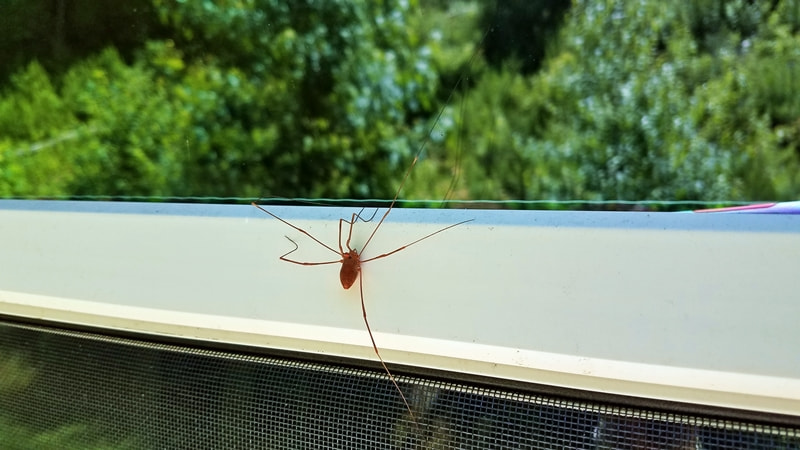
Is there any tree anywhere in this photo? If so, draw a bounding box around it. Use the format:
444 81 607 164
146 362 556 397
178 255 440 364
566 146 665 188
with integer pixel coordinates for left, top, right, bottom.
448 0 800 204
1 1 446 201
148 0 440 199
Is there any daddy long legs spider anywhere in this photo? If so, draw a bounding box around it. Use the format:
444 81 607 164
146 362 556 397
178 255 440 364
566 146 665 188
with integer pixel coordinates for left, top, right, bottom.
253 153 472 424
251 177 472 424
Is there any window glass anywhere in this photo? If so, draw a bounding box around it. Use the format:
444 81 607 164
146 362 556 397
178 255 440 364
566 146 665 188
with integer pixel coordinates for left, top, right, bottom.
1 1 798 210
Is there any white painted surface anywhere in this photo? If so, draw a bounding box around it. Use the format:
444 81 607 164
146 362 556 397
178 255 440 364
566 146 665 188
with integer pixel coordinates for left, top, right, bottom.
0 200 798 416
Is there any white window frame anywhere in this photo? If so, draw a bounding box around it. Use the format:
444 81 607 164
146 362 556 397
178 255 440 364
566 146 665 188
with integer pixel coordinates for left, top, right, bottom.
1 200 799 417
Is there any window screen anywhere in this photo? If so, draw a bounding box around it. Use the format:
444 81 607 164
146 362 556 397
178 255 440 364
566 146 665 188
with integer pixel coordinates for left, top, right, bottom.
1 319 798 449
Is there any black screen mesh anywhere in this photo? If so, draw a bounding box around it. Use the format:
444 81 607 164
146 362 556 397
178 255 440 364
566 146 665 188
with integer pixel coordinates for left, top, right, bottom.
1 319 798 449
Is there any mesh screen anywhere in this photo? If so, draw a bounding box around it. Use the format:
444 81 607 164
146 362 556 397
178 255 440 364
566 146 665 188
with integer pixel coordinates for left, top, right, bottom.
1 319 798 449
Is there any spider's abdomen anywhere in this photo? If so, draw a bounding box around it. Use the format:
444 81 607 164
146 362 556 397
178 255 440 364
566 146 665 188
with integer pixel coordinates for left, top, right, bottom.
339 250 360 289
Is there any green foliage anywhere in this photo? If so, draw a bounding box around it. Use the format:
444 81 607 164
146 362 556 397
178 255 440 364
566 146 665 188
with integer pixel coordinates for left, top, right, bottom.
0 0 440 200
543 0 742 200
0 48 184 197
0 62 79 196
441 0 800 203
147 0 439 199
60 47 186 196
0 0 799 205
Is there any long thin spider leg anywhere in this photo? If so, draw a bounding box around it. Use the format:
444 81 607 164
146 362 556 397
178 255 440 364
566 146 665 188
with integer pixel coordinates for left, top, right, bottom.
359 154 419 254
359 274 417 425
339 209 379 254
361 218 474 263
339 208 378 230
442 72 469 206
354 207 379 223
338 210 373 255
252 202 340 256
279 236 342 266
347 207 378 224
359 31 490 254
343 213 362 253
338 217 348 254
